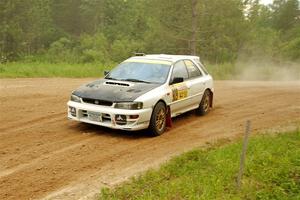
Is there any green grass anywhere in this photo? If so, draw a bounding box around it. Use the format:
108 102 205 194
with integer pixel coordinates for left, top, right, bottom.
100 130 300 200
0 61 235 78
0 61 299 80
0 62 113 78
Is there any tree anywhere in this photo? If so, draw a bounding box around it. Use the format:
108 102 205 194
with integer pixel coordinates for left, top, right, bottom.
1 0 299 63
272 0 300 31
51 0 82 36
0 0 55 60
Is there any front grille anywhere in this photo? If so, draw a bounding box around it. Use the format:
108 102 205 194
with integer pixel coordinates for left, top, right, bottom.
80 110 111 123
82 98 113 106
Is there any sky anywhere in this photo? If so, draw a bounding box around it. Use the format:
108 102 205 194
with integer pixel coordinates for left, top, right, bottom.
260 0 273 5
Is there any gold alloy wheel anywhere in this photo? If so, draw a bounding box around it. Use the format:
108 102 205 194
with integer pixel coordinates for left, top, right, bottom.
203 93 210 112
155 108 166 131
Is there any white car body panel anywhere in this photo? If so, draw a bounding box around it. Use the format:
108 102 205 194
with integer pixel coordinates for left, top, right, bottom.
67 54 214 131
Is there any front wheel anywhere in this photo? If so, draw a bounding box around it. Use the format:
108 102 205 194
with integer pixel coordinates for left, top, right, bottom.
196 90 211 116
149 102 166 136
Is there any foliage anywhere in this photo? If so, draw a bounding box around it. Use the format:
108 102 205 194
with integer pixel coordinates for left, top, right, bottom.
100 129 300 200
0 0 299 65
47 37 77 63
78 33 109 63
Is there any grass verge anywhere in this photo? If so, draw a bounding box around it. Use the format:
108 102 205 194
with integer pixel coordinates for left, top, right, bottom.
100 130 300 200
0 61 299 80
0 62 113 78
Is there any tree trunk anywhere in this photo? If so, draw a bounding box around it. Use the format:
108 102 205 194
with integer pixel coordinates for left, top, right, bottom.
190 0 198 55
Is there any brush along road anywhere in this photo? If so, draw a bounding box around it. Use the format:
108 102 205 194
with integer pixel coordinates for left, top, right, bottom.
0 78 299 200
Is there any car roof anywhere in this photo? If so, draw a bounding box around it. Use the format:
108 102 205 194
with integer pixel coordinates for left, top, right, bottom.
126 54 201 64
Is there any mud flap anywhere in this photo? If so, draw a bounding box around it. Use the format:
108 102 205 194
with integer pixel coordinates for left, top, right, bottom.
166 107 172 127
210 92 213 108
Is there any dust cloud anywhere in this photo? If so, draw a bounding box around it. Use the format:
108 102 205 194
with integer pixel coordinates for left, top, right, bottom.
234 59 300 81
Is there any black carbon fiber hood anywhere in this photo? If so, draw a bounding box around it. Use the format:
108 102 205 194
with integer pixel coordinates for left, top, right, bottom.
73 79 160 102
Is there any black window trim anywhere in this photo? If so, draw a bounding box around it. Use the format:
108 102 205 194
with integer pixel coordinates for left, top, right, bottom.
169 59 206 85
169 59 189 85
184 59 203 79
195 60 209 75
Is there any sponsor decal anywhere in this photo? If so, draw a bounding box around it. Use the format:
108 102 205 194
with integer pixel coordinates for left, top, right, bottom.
171 83 188 101
117 115 124 121
115 115 127 125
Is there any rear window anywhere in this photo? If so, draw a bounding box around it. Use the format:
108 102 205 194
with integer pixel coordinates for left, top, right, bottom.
184 60 202 78
196 61 209 75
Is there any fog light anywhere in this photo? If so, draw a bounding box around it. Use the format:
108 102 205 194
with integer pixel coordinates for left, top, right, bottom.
115 114 126 125
69 106 76 117
129 115 139 119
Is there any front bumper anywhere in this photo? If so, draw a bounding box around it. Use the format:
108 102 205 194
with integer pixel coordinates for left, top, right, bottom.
67 101 152 131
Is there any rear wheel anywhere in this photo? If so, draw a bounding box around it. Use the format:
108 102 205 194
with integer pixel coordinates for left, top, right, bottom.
196 90 211 116
149 102 166 136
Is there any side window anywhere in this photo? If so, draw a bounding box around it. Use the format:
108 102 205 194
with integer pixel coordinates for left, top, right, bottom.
171 60 188 82
197 61 209 75
184 60 202 78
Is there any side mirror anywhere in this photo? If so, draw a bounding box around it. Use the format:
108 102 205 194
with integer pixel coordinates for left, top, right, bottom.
104 70 110 76
171 77 184 84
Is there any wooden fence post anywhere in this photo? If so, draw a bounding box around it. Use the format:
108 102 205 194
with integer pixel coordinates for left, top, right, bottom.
237 120 251 189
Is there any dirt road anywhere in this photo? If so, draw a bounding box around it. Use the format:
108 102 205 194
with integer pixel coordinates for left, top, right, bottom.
0 78 299 200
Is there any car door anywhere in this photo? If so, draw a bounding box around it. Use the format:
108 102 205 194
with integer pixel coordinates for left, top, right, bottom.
169 60 191 115
184 59 206 107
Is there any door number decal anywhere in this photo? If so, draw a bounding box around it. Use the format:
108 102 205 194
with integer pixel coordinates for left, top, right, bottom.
171 83 188 101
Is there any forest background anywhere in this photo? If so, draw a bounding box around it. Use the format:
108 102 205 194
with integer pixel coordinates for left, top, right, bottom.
0 0 299 78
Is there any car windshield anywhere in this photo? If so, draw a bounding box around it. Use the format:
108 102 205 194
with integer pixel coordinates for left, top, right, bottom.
106 61 171 84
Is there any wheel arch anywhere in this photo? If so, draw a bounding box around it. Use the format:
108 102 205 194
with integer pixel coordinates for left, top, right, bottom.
154 99 172 127
148 99 169 136
205 88 213 108
155 99 167 108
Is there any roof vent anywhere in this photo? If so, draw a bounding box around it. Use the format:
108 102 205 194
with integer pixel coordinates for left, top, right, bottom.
105 81 130 87
134 52 145 56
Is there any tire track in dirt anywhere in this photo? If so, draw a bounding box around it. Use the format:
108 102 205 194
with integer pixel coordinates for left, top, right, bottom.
0 132 154 200
0 122 100 169
0 112 65 134
0 79 299 200
0 137 96 178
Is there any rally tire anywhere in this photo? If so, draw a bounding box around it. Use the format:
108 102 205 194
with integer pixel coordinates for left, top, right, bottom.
196 90 211 116
149 102 167 136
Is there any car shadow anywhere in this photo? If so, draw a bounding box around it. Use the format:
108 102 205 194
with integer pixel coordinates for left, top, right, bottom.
72 122 152 139
70 108 217 139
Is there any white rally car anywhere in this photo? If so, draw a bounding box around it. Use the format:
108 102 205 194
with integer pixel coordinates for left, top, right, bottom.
67 54 214 136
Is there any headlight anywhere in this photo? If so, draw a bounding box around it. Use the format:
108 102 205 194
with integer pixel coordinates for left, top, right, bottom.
114 102 143 110
70 94 81 103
